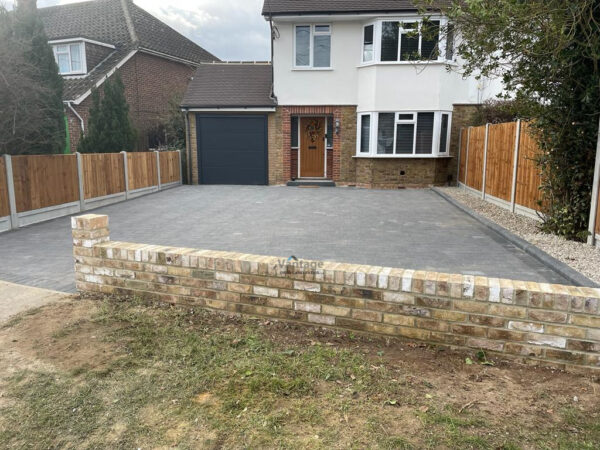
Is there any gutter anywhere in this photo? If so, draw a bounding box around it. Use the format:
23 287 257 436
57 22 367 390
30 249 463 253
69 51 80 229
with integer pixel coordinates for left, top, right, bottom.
64 101 85 134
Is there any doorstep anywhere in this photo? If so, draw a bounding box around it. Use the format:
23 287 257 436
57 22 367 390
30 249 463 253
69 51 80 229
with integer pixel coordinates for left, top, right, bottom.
287 178 336 187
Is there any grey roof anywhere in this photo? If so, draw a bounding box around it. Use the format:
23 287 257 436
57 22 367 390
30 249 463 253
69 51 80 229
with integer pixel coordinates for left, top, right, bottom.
39 0 218 101
262 0 447 16
181 64 276 108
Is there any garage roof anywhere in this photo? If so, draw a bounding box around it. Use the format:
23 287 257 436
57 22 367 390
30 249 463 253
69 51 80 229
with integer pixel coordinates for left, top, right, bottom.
181 63 276 109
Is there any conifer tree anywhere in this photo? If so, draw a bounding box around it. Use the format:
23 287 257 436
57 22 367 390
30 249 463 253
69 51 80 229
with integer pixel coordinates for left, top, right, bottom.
79 75 137 153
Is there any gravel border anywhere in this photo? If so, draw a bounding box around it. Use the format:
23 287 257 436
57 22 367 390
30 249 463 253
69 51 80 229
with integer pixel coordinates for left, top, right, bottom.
433 187 600 287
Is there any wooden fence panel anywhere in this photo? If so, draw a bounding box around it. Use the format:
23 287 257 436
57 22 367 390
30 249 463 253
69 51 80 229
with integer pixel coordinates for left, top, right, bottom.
485 122 516 202
127 152 158 190
515 123 543 211
466 126 485 191
12 155 79 213
0 159 9 217
159 151 180 184
82 153 125 200
458 128 468 184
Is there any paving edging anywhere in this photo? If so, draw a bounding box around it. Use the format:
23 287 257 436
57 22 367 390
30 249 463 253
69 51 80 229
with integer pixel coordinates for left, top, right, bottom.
431 187 597 288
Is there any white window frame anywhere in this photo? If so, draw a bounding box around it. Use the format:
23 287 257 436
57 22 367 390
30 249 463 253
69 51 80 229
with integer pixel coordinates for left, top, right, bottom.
362 23 376 63
53 41 87 75
293 24 332 70
356 111 452 158
357 113 372 153
361 16 453 66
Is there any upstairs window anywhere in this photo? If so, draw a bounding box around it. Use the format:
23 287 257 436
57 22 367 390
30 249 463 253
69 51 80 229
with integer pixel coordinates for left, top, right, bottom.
362 25 374 62
378 20 441 62
53 42 85 75
295 24 331 69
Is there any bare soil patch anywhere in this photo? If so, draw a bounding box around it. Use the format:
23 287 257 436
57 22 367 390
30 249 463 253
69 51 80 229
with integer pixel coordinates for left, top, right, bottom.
1 297 599 449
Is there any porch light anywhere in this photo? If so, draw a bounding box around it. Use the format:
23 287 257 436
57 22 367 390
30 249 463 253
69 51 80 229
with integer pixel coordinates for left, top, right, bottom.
335 119 341 135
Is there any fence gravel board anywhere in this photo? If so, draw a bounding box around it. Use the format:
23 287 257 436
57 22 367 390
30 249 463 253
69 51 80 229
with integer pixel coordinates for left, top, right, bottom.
12 155 79 213
82 153 125 199
0 159 9 217
159 151 180 185
127 152 158 190
485 122 516 202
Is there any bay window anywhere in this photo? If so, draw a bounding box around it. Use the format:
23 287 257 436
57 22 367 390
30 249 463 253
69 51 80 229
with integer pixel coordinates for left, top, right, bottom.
357 112 451 157
294 24 331 69
363 18 453 64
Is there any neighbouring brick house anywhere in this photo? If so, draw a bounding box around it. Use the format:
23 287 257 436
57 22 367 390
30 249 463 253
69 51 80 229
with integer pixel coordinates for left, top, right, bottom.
182 0 500 186
40 0 217 151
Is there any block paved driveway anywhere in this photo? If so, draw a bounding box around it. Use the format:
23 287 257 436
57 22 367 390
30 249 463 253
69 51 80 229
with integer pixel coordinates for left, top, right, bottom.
0 186 568 293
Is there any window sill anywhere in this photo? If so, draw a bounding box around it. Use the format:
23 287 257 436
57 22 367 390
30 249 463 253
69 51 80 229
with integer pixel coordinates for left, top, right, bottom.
292 67 333 71
357 61 457 68
353 154 452 159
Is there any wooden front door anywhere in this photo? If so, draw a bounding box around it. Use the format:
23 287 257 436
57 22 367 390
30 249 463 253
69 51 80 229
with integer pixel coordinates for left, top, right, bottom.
300 117 325 178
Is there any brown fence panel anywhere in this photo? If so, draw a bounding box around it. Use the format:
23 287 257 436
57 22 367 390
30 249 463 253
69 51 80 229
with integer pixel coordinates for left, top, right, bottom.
466 126 485 191
458 128 468 184
82 153 125 200
127 152 158 191
515 123 543 211
485 122 516 202
159 151 180 184
12 155 79 213
0 159 9 217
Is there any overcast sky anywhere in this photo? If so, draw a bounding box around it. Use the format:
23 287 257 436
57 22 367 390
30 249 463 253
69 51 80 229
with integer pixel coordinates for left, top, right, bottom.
5 0 271 61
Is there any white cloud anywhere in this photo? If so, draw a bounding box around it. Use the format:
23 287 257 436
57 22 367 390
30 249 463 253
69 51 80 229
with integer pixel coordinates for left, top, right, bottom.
6 0 271 60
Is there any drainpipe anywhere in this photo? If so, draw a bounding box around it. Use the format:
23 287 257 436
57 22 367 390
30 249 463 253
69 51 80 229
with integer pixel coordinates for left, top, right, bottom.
267 2 278 103
64 101 85 134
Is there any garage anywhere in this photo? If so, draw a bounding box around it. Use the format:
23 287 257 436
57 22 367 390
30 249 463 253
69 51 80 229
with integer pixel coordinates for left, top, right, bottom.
196 115 268 185
181 62 277 185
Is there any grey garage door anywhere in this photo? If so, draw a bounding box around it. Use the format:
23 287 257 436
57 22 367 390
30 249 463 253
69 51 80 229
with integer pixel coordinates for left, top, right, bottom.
196 115 268 185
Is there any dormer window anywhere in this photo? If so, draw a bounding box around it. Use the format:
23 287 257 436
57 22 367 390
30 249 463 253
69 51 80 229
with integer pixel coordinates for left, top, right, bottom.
52 42 86 75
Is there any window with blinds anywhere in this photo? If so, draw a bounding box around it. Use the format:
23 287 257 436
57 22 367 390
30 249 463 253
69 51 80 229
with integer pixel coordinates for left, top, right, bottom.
415 113 435 154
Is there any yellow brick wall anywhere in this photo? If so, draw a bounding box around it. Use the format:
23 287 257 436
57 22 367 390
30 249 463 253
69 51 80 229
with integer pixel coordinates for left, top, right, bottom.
73 214 600 373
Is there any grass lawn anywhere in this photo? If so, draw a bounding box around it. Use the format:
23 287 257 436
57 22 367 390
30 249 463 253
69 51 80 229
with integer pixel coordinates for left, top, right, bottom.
1 296 599 449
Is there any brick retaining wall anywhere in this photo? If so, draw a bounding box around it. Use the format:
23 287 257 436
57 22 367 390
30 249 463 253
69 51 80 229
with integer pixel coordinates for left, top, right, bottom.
73 214 600 372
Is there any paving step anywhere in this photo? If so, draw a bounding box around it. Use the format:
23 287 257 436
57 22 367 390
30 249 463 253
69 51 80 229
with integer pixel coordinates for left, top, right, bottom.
287 179 336 187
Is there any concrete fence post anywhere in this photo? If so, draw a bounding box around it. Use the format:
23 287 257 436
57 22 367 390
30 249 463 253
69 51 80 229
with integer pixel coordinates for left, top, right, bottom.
121 151 130 200
3 154 18 230
587 117 600 246
155 150 161 191
76 152 86 212
178 149 183 185
464 127 471 191
510 120 522 213
481 123 490 200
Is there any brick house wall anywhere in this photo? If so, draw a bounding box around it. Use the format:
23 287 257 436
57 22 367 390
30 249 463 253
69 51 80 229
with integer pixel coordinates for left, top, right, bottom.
66 51 197 151
185 103 482 188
